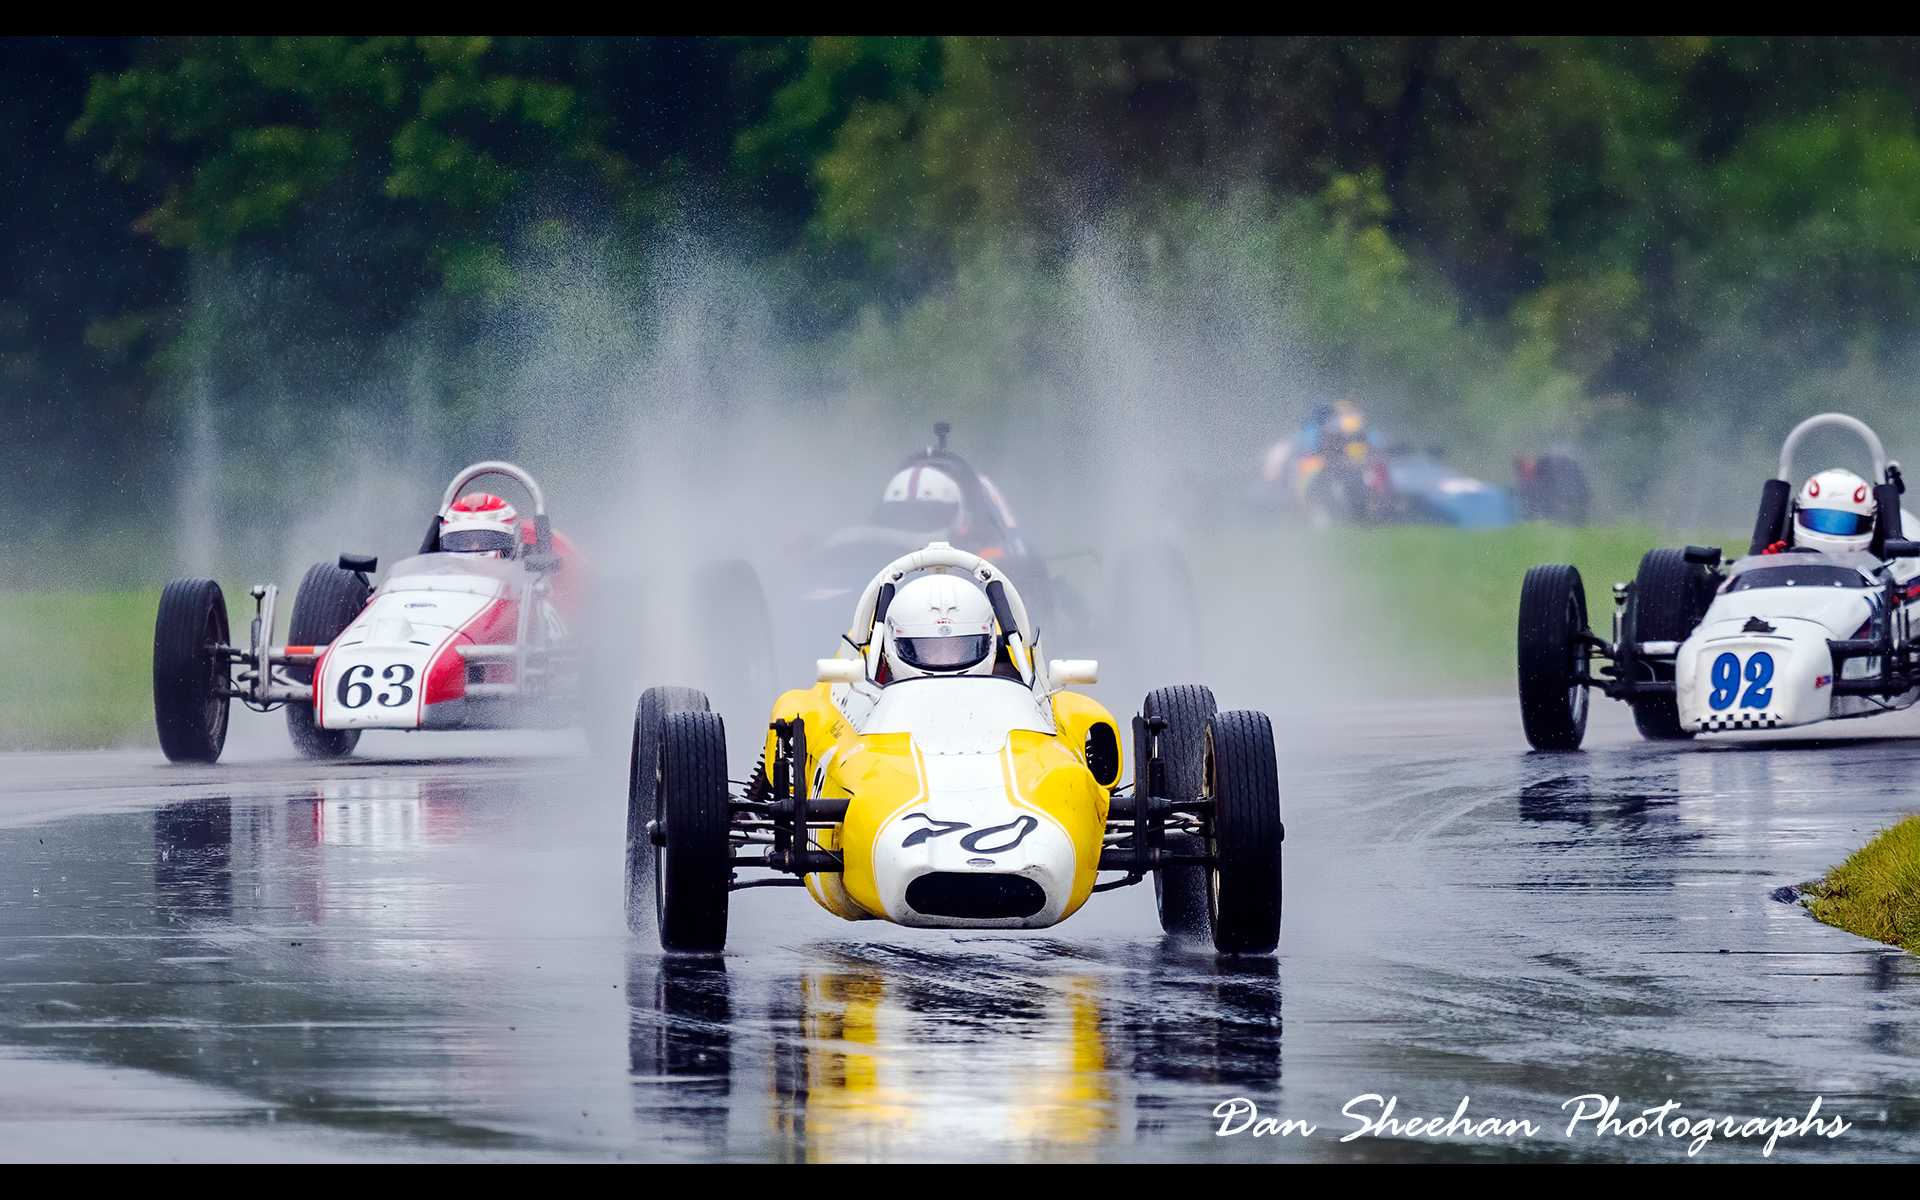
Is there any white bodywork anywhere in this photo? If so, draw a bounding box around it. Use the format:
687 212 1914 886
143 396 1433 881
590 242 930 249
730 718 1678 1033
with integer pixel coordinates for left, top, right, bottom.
1675 544 1920 733
812 544 1095 930
856 677 1076 929
315 554 567 731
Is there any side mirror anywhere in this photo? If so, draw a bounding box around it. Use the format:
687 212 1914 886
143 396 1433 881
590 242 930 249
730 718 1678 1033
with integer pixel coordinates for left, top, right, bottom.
1049 659 1098 685
339 553 377 574
1682 545 1721 566
1883 540 1920 558
817 658 866 684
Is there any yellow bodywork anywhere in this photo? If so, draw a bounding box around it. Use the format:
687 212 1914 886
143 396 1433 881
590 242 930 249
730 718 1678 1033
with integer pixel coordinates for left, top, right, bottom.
763 683 1121 925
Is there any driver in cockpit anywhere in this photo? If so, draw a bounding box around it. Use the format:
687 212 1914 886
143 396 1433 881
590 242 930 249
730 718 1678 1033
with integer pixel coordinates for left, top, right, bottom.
1765 469 1876 556
440 493 521 558
872 465 1016 559
877 573 1021 684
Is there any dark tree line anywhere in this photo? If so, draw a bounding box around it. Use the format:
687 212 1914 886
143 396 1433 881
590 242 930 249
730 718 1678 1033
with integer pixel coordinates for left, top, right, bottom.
10 37 1920 564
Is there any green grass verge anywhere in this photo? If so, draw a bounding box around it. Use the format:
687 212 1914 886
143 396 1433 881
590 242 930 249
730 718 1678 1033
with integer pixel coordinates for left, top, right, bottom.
0 523 1735 747
0 590 159 751
1190 520 1742 693
1321 522 1736 689
1803 815 1920 949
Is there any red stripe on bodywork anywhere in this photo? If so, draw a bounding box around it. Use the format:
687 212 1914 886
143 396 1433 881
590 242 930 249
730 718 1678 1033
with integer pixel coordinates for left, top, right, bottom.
422 594 517 708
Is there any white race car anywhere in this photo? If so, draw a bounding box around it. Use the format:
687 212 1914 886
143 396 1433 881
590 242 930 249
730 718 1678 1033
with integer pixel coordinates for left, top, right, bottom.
152 462 582 762
1518 413 1920 749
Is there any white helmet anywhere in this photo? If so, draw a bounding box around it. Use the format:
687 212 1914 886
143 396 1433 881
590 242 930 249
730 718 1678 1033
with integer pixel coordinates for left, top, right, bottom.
1793 468 1876 555
883 465 963 504
883 573 997 679
877 466 965 532
442 492 519 557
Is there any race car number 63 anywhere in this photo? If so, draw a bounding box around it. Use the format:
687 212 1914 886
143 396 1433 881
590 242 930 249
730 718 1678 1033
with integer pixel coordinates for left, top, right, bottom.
1708 651 1774 711
336 663 415 709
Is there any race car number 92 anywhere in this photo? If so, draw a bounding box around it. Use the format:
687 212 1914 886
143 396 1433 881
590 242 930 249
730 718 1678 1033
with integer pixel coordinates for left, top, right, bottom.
336 663 415 709
1708 651 1774 711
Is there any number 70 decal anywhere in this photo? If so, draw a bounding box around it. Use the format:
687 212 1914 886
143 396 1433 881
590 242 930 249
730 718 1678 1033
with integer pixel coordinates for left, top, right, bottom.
1708 651 1774 711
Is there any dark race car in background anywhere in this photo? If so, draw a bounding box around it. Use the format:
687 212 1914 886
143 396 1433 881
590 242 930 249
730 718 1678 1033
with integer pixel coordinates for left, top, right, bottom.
770 424 1201 706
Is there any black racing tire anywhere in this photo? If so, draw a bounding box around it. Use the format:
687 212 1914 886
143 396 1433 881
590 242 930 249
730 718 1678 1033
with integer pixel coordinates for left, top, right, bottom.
1205 710 1283 955
581 577 651 759
1517 564 1591 750
1516 454 1592 526
1141 684 1217 941
1627 548 1714 741
284 562 371 759
996 555 1056 636
1110 541 1201 699
1305 462 1368 525
654 710 731 953
627 686 711 932
153 579 232 764
692 560 774 736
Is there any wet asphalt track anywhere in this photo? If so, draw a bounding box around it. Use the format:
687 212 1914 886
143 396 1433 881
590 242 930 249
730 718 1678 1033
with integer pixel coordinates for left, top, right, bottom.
1 699 1916 1162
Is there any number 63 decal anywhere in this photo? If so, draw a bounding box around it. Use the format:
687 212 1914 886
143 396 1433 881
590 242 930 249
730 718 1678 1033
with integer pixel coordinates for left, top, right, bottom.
1708 651 1774 711
336 663 415 709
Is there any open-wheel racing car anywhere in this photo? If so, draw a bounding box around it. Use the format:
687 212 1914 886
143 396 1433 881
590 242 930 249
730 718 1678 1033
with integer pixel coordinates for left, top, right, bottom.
152 461 583 763
776 422 1201 703
625 543 1283 955
1518 413 1920 750
1249 399 1590 528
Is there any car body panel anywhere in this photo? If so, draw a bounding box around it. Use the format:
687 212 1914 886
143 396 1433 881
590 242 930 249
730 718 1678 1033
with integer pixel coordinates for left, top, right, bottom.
766 675 1117 931
315 553 567 731
1674 548 1920 732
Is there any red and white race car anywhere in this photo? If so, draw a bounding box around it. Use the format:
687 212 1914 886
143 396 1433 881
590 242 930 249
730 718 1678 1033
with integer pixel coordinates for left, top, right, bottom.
152 462 584 762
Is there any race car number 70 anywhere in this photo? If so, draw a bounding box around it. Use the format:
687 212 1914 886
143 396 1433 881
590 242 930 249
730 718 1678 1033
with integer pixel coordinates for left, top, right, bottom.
336 664 415 709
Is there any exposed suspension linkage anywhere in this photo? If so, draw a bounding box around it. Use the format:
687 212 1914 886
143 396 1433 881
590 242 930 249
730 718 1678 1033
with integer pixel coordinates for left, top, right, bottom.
727 717 847 889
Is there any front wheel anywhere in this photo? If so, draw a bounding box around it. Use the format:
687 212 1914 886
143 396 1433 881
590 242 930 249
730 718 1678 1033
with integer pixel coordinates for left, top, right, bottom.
153 579 232 763
627 687 711 932
285 562 370 759
654 710 731 953
1517 564 1591 750
1206 711 1283 955
1627 549 1711 741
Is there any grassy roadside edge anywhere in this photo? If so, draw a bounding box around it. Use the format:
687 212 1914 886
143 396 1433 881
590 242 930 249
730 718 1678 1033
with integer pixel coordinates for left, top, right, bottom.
1802 814 1920 950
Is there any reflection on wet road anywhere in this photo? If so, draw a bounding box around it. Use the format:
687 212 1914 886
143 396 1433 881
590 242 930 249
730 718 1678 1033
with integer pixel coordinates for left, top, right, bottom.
1 703 1916 1160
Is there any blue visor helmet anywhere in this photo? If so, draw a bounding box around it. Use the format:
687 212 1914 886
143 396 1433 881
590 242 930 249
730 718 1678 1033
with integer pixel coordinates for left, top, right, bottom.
1797 507 1873 537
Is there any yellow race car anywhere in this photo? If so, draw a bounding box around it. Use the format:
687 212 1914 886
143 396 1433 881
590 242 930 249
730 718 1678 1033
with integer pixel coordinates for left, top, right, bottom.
625 544 1283 956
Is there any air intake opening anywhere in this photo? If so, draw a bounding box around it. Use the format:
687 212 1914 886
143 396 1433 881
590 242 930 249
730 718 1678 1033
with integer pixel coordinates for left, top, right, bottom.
906 872 1046 919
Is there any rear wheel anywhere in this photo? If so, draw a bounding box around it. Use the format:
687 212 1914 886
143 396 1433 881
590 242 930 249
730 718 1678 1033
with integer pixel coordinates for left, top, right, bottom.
285 562 371 759
153 579 231 764
1110 541 1201 699
627 686 711 931
654 710 731 953
1141 684 1216 941
1628 549 1714 741
1206 711 1283 955
1517 564 1591 749
693 560 773 737
1516 454 1592 525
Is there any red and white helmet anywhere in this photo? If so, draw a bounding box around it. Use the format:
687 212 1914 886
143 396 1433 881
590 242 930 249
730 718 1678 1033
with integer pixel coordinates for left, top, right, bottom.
883 465 962 504
883 573 997 679
877 466 964 532
442 492 518 557
1794 468 1876 555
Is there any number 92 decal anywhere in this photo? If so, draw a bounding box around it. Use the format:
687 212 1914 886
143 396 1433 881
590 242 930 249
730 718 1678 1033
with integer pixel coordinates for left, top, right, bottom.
336 663 416 709
1708 650 1774 711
